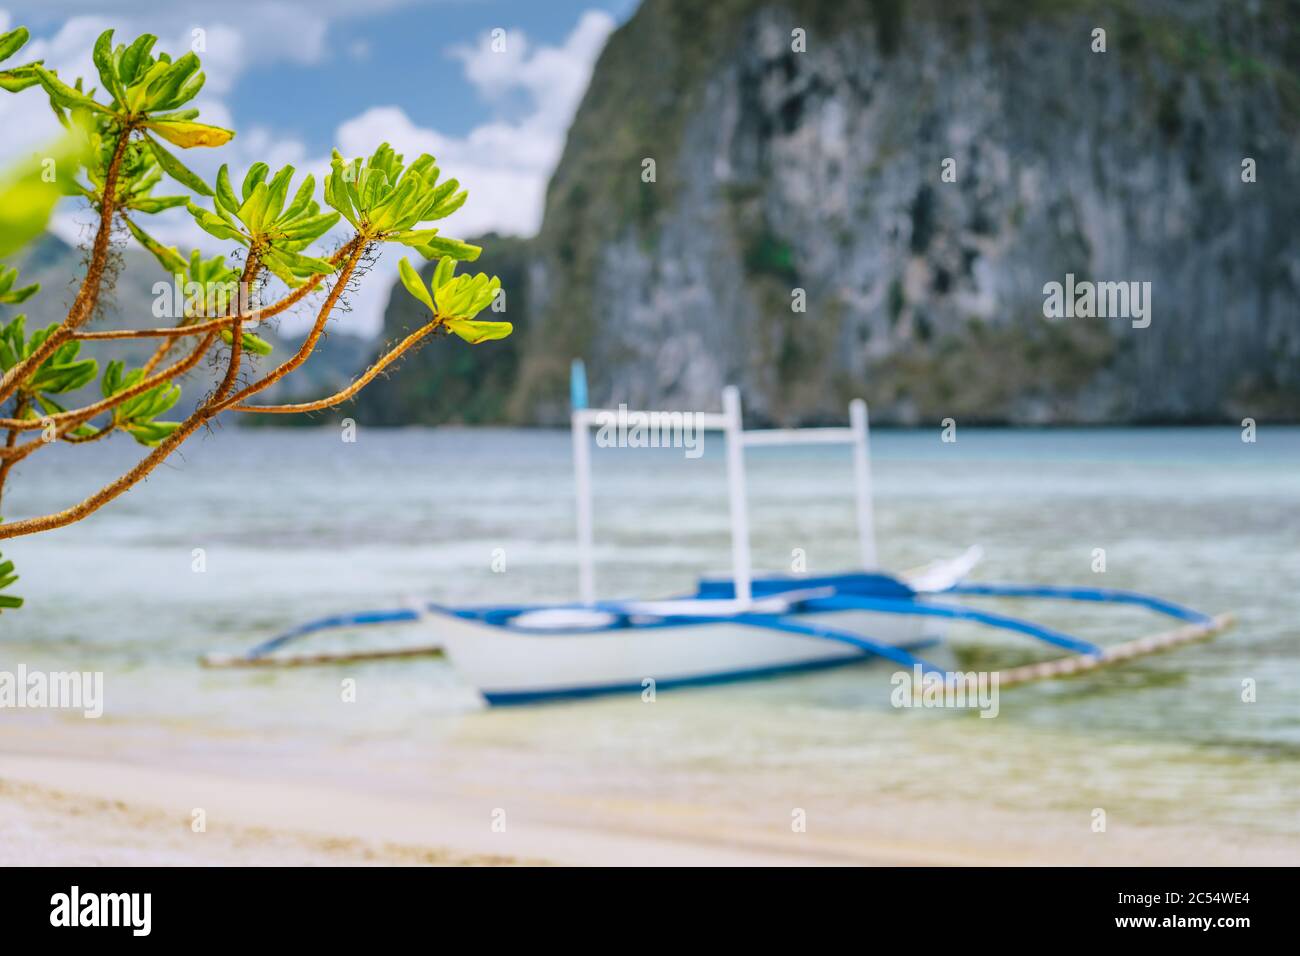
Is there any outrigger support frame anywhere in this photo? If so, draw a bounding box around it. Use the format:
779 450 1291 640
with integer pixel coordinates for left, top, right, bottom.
568 359 877 606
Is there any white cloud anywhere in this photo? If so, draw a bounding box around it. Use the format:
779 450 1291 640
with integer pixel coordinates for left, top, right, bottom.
313 11 616 337
453 11 614 131
338 10 615 240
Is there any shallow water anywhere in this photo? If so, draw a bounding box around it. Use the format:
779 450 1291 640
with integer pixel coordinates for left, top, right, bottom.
2 426 1298 839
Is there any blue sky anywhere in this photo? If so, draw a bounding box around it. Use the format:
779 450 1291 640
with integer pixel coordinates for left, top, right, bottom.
225 0 639 152
0 1 639 332
4 1 639 145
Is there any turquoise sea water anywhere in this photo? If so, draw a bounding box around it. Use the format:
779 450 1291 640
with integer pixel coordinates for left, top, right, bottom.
2 426 1298 843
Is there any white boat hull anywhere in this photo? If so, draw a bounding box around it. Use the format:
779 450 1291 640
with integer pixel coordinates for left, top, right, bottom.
430 607 941 705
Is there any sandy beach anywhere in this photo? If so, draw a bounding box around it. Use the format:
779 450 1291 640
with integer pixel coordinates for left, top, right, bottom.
4 721 1298 867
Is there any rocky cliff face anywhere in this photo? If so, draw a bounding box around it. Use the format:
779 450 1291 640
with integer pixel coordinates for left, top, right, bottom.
500 0 1300 425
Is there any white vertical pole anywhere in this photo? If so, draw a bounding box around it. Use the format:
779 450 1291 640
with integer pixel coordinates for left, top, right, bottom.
849 398 878 569
572 411 596 604
722 386 753 605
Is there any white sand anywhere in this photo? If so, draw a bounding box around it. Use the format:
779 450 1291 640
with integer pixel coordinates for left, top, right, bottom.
4 744 1297 866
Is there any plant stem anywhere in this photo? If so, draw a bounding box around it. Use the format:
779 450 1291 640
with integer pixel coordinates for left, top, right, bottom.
0 125 135 406
0 396 29 510
213 239 364 412
234 316 445 414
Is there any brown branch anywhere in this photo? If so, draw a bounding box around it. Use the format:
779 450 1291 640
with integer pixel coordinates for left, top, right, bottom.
212 318 243 405
206 252 266 405
0 385 227 540
212 238 365 413
71 266 338 342
140 337 176 377
0 244 373 541
0 332 218 433
0 322 238 541
0 126 134 406
0 396 29 510
0 316 250 542
234 318 444 414
62 424 117 444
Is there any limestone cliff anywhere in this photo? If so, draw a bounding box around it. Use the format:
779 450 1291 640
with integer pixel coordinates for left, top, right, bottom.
367 0 1300 425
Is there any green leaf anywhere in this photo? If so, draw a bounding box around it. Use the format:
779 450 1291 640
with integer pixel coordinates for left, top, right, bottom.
431 256 455 291
236 181 272 233
187 202 247 243
264 165 294 222
324 151 358 226
0 170 62 258
92 29 127 105
260 250 304 289
148 108 200 123
434 273 501 320
32 65 109 113
119 34 157 86
0 545 21 611
143 133 213 195
4 283 39 304
0 266 39 304
123 216 188 273
443 317 513 345
266 247 335 277
124 420 181 447
31 356 98 394
214 165 240 215
241 162 269 201
219 329 273 356
389 227 439 246
426 187 468 221
33 392 66 417
0 129 88 259
101 359 124 397
0 65 42 94
278 212 340 243
412 236 481 262
398 257 434 313
143 52 202 111
281 174 316 220
0 27 31 64
126 195 189 214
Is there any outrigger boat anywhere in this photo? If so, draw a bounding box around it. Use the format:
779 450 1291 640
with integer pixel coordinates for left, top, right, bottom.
204 361 1233 705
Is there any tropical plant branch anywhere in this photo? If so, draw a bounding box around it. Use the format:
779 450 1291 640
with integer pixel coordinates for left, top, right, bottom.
0 28 509 571
70 248 344 343
0 125 133 406
0 380 233 540
0 238 357 540
0 396 28 509
212 238 365 412
206 251 262 406
0 332 216 433
234 317 446 414
62 423 117 444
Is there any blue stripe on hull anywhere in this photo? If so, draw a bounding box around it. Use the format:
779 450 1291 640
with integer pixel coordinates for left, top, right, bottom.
479 637 941 706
